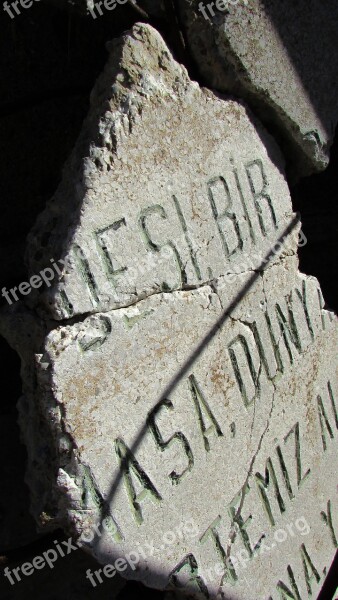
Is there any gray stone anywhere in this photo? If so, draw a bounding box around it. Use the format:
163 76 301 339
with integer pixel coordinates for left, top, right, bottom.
4 264 337 598
1 22 337 600
25 23 294 321
178 0 338 177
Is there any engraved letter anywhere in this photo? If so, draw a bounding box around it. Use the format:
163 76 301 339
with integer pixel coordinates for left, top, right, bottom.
284 422 311 489
188 374 223 451
199 516 237 584
172 195 202 280
207 176 243 258
317 395 334 451
114 438 162 525
328 380 338 429
300 544 320 596
320 499 338 548
168 554 209 598
232 165 255 244
274 296 302 364
95 219 128 288
255 457 286 526
147 399 194 485
295 280 314 341
245 159 277 235
275 565 301 600
228 483 263 558
276 445 294 500
73 244 100 306
139 204 186 291
228 334 260 407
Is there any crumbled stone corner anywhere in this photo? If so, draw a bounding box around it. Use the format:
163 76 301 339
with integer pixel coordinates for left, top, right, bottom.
25 22 192 293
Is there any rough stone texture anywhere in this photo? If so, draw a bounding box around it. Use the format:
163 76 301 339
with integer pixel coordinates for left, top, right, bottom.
26 23 295 320
5 266 337 599
1 22 337 599
178 0 338 178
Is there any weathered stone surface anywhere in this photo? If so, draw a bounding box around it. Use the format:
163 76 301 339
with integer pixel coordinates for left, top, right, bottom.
26 23 294 321
4 263 337 597
1 22 337 600
178 0 338 177
16 267 338 597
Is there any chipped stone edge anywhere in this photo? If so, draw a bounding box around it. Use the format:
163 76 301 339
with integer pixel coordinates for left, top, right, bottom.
178 0 332 177
25 22 193 319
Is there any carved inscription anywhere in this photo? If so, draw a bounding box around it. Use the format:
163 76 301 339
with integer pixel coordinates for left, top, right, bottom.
147 399 194 485
114 438 162 525
53 159 291 316
188 374 224 452
15 24 338 600
228 280 320 408
98 278 336 598
44 241 337 598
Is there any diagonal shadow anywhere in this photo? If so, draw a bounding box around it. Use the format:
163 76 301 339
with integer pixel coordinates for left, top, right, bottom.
260 0 338 142
88 214 300 596
178 0 338 179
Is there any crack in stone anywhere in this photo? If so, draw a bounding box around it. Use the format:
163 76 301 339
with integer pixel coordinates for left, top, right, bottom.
38 279 221 331
29 244 297 333
217 383 276 595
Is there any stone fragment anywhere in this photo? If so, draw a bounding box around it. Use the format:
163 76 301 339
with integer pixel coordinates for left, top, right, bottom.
178 0 338 177
4 264 337 598
26 23 295 321
1 22 337 600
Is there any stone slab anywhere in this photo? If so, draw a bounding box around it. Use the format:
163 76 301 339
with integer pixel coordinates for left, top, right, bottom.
26 24 295 321
178 0 338 177
1 22 337 600
4 261 337 599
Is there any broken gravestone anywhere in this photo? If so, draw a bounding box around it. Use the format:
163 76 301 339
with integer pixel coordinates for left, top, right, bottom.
1 23 337 599
178 0 338 178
